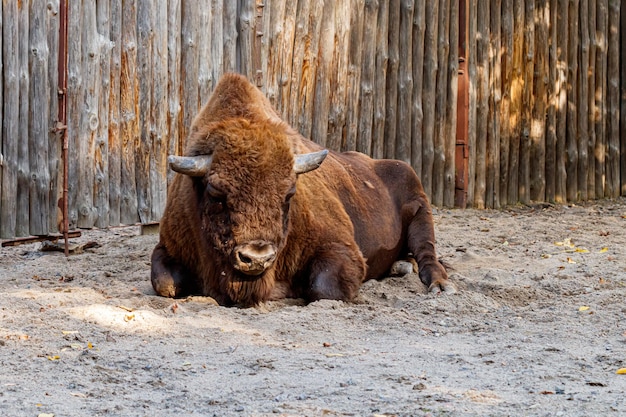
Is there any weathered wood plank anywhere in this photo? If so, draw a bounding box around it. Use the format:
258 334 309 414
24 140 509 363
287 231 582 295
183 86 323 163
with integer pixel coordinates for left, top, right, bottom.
108 0 122 225
326 2 350 152
211 0 224 92
621 0 626 196
167 0 182 184
95 0 111 229
120 0 139 224
372 0 389 159
311 1 336 147
421 0 438 196
577 0 589 200
396 0 414 165
1 1 19 237
266 0 286 111
499 0 513 205
356 0 379 157
545 0 558 202
566 0 579 201
519 0 534 204
508 0 524 204
277 0 297 120
606 0 620 197
198 0 213 104
238 0 254 81
17 0 30 236
150 0 169 221
466 0 478 205
443 0 458 208
47 0 61 233
531 0 548 202
344 0 365 151
586 0 597 199
384 0 400 159
223 0 237 73
474 0 489 208
181 0 200 148
594 0 607 198
433 0 450 207
486 0 500 208
136 0 153 224
410 0 425 172
555 0 569 203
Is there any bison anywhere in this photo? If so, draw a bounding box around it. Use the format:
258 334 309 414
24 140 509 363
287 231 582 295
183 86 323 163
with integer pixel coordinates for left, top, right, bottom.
151 73 454 307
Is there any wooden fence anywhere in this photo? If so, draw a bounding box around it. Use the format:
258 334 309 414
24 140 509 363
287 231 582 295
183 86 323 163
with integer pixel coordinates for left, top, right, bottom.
1 0 625 239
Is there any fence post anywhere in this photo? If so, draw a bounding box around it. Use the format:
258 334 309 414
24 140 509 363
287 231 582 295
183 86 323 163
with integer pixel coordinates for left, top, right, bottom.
455 0 470 207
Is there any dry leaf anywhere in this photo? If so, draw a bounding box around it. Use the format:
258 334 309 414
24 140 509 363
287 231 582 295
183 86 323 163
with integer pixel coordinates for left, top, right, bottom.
541 254 552 259
87 342 93 349
325 353 344 357
578 306 590 312
62 330 78 335
616 368 626 375
124 314 135 322
118 305 134 312
599 247 608 253
555 238 575 248
38 414 54 417
575 248 589 253
47 355 60 361
567 257 576 264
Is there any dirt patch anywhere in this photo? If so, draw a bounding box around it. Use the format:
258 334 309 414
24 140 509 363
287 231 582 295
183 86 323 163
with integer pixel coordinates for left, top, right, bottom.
2 199 626 416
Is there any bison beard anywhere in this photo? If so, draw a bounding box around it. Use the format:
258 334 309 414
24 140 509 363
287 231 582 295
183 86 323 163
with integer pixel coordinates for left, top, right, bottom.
151 73 454 307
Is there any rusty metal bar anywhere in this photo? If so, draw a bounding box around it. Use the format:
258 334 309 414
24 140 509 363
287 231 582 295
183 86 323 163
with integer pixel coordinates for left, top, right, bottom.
2 231 81 248
58 0 70 256
455 0 470 208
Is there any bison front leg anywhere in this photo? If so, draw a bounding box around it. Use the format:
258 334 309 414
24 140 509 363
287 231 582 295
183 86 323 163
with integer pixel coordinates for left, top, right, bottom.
151 244 194 298
408 205 456 294
306 243 366 302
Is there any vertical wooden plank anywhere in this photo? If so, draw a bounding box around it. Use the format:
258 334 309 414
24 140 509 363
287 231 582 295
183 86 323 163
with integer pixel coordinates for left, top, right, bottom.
326 2 350 152
410 0 425 171
151 0 169 221
277 0 297 120
606 0 620 197
372 0 389 159
395 0 413 164
474 0 489 208
211 0 224 92
545 0 558 202
120 0 139 224
266 0 286 111
0 0 2 236
47 0 61 233
238 0 254 80
1 0 19 237
17 0 30 236
508 0 524 204
499 0 513 205
356 0 378 156
566 0 579 201
595 0 607 197
257 0 270 90
621 0 626 195
198 0 213 104
287 0 311 129
519 0 534 204
181 0 200 147
531 0 549 202
136 1 153 224
109 0 122 225
95 0 111 229
433 0 450 207
295 0 325 140
486 0 500 208
577 0 589 200
344 0 365 151
466 0 478 206
421 0 438 196
587 0 597 199
555 0 568 202
311 1 336 147
223 0 237 73
384 0 400 158
167 0 182 182
444 0 459 207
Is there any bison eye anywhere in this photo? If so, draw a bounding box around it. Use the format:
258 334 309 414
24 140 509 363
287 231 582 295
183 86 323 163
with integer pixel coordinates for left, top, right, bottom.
206 183 226 200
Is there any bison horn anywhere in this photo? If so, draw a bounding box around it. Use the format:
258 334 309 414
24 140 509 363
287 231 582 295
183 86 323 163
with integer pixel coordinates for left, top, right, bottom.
293 149 328 174
168 155 213 177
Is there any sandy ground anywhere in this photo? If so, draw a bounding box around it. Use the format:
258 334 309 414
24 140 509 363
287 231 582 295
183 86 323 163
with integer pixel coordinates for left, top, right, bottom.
1 198 626 417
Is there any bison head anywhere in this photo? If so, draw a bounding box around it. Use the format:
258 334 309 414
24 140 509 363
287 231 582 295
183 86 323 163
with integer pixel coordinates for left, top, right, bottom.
169 118 327 286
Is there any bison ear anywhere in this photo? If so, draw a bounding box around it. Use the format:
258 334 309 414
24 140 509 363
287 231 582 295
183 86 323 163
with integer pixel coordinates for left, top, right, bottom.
168 155 213 177
293 149 328 174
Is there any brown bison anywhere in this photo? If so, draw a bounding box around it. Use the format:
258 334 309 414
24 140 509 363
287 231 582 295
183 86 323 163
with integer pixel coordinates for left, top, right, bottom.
151 73 453 307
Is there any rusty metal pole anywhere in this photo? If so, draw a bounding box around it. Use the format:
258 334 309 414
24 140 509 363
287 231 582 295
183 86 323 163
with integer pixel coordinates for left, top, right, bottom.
455 0 470 208
58 0 70 256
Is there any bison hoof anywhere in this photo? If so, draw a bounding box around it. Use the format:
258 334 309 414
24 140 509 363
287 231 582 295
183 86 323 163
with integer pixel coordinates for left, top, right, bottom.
428 280 457 295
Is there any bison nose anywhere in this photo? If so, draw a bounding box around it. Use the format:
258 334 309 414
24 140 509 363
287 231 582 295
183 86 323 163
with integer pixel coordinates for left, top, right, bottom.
233 242 277 275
